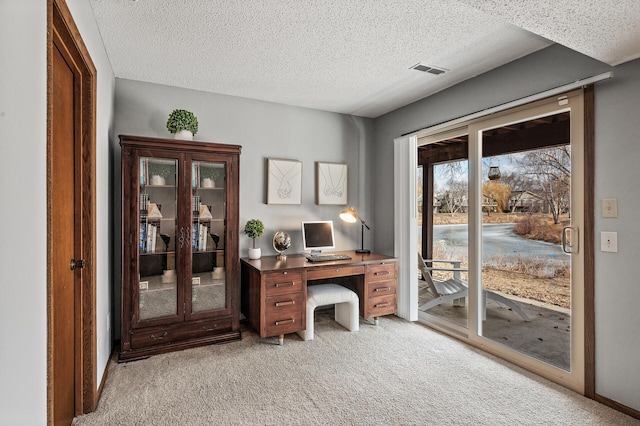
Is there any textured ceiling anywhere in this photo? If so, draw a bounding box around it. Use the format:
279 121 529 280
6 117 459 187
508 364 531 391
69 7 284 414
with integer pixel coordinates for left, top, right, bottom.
89 0 640 118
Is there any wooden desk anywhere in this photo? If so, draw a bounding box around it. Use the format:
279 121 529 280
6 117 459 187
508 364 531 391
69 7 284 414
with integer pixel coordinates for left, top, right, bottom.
241 251 398 343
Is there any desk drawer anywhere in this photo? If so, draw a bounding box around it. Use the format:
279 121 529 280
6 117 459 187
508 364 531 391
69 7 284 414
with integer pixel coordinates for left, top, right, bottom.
366 263 396 282
264 271 303 296
368 279 397 297
368 294 397 317
265 292 305 316
265 310 304 337
307 265 364 281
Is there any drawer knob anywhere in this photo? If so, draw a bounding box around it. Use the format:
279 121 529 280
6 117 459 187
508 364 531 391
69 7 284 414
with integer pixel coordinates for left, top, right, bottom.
275 282 295 288
374 302 391 308
275 300 295 307
275 319 295 326
374 287 391 292
375 271 390 276
150 332 168 341
202 324 218 331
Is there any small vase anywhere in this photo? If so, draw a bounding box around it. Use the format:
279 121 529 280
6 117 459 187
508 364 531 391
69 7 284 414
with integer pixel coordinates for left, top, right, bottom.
201 178 214 188
174 130 193 141
150 175 165 186
248 248 261 260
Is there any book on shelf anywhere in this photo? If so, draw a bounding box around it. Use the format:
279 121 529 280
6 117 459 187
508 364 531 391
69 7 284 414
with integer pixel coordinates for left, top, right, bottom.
147 224 157 253
198 223 208 251
192 224 199 249
139 223 147 251
139 193 149 215
192 195 201 216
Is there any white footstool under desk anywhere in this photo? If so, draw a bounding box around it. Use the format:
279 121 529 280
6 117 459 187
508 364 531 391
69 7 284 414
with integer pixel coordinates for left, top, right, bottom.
297 284 359 341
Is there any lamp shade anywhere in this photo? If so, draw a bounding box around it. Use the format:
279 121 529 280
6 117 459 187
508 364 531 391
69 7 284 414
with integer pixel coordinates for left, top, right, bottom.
339 207 358 223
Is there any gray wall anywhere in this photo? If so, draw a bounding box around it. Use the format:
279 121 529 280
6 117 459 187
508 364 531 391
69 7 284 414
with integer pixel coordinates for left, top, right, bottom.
592 58 640 409
0 0 115 424
0 3 48 423
113 79 374 335
373 44 640 411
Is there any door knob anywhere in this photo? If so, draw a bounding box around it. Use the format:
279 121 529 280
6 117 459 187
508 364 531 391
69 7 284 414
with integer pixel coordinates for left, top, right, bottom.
70 259 86 270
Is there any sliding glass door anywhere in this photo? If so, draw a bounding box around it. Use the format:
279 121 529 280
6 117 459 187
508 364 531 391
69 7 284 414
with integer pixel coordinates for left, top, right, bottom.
417 90 585 392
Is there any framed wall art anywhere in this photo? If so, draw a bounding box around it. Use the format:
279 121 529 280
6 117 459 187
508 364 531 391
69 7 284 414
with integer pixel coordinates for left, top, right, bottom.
316 162 347 205
267 158 302 205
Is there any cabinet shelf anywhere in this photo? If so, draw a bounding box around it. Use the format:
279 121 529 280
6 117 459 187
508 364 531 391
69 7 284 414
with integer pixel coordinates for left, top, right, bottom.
139 250 175 256
143 184 176 189
193 249 224 254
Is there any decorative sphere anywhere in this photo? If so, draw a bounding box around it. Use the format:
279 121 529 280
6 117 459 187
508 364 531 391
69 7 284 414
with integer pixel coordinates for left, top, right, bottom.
272 231 292 254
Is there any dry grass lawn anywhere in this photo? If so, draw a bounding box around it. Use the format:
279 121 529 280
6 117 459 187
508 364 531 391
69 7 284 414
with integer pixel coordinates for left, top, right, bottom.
427 213 571 309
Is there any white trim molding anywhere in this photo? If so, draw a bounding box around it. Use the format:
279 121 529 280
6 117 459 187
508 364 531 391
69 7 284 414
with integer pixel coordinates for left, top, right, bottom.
394 135 418 321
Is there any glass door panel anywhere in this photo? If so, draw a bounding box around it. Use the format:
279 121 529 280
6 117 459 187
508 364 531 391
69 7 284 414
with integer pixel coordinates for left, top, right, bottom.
417 133 469 329
479 112 573 371
191 160 227 314
138 157 179 321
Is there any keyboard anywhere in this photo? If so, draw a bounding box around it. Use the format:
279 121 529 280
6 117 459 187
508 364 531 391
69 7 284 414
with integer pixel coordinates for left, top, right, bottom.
306 254 352 263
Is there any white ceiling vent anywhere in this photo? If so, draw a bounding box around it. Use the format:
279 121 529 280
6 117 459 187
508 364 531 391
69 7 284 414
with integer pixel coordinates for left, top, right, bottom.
410 63 448 75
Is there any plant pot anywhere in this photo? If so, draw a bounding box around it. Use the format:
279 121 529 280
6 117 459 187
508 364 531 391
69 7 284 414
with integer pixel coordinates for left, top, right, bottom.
150 175 165 185
174 130 193 141
201 178 215 188
248 248 261 260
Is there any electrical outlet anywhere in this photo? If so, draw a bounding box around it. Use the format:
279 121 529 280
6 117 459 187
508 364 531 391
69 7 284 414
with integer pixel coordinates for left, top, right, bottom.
139 280 149 290
601 231 618 252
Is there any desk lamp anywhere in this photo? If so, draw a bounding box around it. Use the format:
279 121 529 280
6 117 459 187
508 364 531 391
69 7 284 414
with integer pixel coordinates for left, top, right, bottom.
339 206 370 254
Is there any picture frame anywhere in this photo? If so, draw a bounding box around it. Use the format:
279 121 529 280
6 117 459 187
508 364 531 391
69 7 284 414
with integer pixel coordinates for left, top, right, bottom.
267 158 302 205
316 162 348 205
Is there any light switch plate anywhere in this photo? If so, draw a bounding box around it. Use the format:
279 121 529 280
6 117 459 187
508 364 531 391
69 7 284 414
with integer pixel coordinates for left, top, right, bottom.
602 198 618 218
601 231 618 252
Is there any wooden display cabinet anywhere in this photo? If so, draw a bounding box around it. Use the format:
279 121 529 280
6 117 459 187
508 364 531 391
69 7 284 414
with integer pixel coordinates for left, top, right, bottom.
119 134 241 361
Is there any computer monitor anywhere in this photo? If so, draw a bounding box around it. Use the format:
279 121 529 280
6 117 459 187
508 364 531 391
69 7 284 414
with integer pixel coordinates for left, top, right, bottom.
301 221 335 254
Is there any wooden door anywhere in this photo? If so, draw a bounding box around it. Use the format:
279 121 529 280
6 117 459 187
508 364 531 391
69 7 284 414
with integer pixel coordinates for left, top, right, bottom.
48 0 98 421
51 37 78 426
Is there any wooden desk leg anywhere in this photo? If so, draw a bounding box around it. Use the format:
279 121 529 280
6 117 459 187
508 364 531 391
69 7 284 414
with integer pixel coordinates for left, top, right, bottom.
278 334 284 346
374 317 379 326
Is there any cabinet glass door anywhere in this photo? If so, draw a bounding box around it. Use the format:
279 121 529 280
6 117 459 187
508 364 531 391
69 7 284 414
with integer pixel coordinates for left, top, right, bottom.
138 157 179 321
190 160 227 313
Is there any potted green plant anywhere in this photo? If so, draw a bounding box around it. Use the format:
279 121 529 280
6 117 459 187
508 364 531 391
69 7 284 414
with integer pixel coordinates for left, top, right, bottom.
166 109 199 140
147 160 174 185
244 219 264 259
200 165 224 188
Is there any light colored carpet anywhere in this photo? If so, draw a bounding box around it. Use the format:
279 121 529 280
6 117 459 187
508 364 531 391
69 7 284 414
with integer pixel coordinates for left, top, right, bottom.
74 313 638 425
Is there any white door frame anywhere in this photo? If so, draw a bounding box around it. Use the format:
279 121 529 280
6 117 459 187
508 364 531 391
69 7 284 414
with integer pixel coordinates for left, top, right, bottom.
394 85 593 392
394 135 418 321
